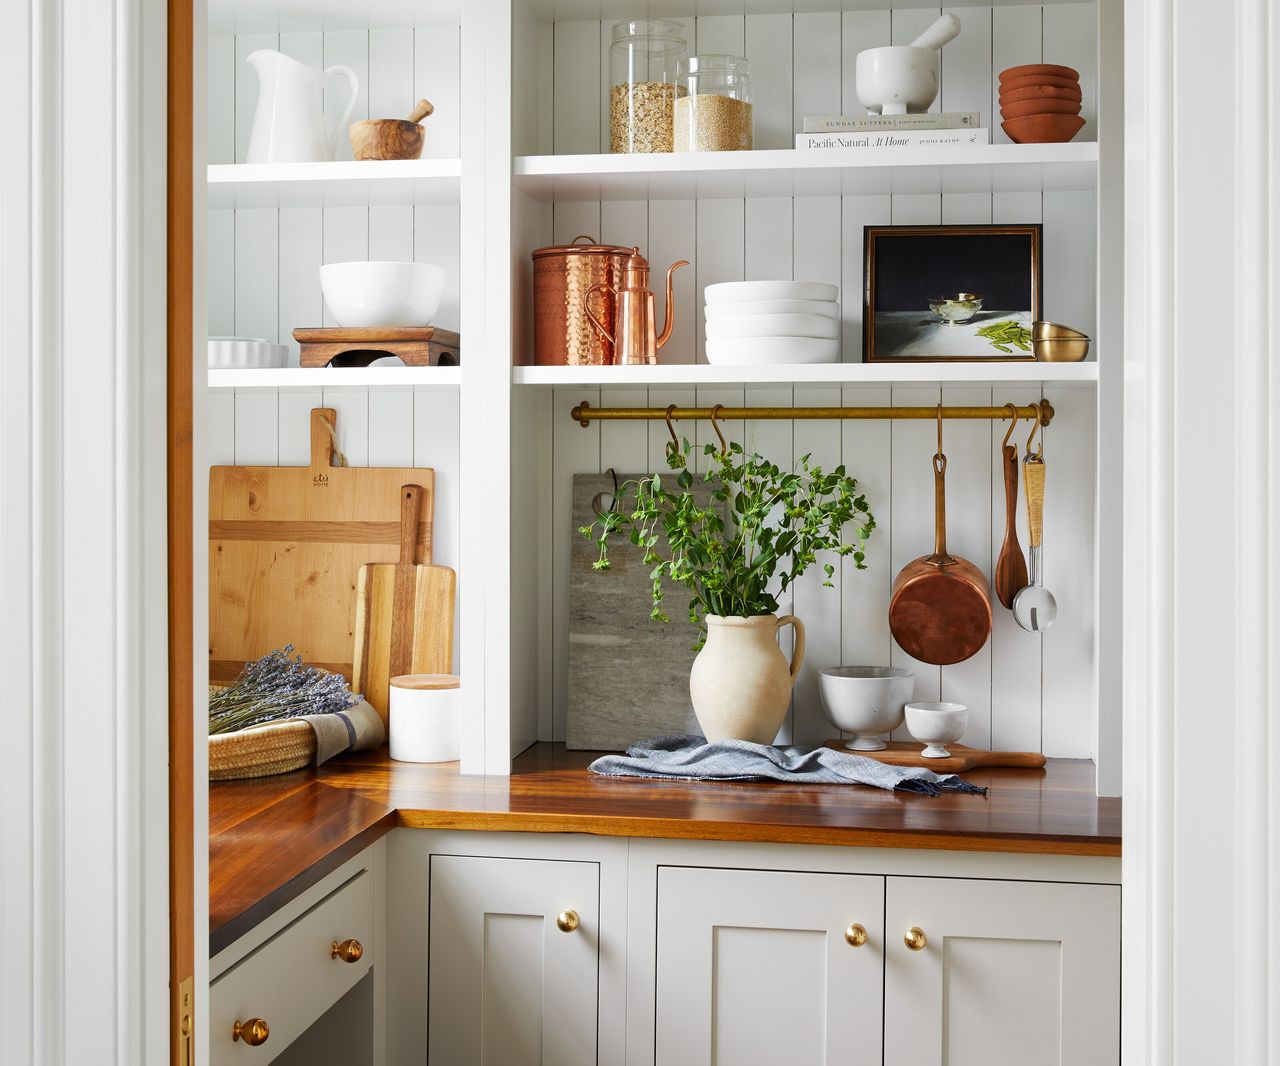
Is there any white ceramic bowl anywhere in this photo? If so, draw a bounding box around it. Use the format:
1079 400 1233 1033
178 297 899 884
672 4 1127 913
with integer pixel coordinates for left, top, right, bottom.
819 667 914 751
904 701 969 759
705 313 839 341
207 336 288 369
704 280 839 306
705 336 839 365
855 45 940 116
705 299 839 321
319 261 445 328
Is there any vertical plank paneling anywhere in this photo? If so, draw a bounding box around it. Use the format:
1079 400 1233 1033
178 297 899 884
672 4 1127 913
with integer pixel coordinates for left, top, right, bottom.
414 389 461 571
1042 4 1097 142
552 200 602 246
647 388 697 471
278 389 323 465
322 206 369 328
1039 386 1095 757
989 387 1043 752
553 21 600 156
368 390 415 467
207 35 235 165
233 209 277 341
207 209 235 337
937 384 993 749
600 201 649 253
278 208 322 362
746 14 793 150
1042 190 1097 339
649 201 697 364
791 13 842 137
744 197 792 281
232 390 279 466
890 7 942 114
693 14 745 56
415 24 462 159
415 204 461 332
693 387 745 476
324 31 369 163
841 11 891 115
694 199 745 364
320 388 370 466
939 6 992 122
841 194 891 363
207 391 236 466
598 388 649 475
551 388 600 740
991 6 1042 144
235 33 277 164
369 27 414 131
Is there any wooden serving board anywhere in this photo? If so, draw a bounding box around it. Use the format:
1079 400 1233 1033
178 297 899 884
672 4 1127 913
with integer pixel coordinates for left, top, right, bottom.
352 484 456 723
822 740 1047 773
209 408 434 685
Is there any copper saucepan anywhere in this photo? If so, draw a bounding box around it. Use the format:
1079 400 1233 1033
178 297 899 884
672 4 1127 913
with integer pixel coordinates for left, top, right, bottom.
888 436 992 666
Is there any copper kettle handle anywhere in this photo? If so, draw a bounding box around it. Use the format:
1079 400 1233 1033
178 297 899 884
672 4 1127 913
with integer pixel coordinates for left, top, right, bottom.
583 283 615 346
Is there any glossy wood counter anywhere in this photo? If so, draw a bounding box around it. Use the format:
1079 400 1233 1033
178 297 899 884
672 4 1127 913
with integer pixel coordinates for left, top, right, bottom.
210 743 1121 953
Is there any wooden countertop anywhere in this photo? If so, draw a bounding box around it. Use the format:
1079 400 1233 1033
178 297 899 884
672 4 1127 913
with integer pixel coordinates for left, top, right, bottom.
210 743 1121 954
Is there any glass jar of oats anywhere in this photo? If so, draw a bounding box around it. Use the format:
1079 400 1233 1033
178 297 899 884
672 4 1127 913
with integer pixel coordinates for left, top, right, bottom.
609 19 687 153
674 54 753 152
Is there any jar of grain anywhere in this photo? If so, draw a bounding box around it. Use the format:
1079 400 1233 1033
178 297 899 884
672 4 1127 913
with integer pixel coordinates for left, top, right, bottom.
609 19 687 154
673 54 753 152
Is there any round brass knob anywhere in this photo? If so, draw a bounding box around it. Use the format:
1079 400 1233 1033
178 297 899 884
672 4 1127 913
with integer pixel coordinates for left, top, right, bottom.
556 910 580 933
232 1018 270 1046
904 926 928 951
844 923 868 948
331 938 364 964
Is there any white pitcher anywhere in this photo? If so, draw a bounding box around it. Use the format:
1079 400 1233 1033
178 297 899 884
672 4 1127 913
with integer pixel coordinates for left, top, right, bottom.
245 49 358 163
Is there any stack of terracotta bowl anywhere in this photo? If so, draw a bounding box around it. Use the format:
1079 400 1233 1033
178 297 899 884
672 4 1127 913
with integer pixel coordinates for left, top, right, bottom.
998 64 1085 143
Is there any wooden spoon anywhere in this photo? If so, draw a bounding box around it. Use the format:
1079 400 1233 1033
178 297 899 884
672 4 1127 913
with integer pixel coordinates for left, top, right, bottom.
994 443 1029 608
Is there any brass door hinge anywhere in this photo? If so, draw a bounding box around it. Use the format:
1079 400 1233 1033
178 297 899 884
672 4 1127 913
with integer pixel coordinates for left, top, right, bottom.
178 976 194 1066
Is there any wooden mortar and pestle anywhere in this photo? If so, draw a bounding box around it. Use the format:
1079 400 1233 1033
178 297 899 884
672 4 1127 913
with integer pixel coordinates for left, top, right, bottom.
350 99 434 160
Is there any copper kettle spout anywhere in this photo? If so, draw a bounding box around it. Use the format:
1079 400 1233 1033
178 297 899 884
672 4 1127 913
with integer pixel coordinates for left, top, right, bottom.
655 260 689 350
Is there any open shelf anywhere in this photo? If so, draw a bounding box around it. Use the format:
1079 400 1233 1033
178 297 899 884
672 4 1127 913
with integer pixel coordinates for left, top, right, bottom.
209 0 461 34
512 362 1098 388
513 143 1097 202
207 159 462 209
208 366 461 389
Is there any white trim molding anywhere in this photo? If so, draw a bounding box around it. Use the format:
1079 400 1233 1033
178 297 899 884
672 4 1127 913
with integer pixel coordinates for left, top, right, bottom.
1124 0 1277 1061
0 0 170 1063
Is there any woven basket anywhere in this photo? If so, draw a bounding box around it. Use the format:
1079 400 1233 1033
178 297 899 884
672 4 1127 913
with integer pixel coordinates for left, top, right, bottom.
208 687 316 781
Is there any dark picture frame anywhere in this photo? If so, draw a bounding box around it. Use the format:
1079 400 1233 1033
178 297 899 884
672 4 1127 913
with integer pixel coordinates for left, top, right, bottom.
863 224 1043 362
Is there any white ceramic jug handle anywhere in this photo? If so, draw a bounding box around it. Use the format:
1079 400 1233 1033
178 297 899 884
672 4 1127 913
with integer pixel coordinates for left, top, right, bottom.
775 615 806 682
323 64 359 159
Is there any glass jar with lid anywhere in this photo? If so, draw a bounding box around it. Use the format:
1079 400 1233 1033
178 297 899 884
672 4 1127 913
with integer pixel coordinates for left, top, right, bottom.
673 54 753 152
608 19 688 153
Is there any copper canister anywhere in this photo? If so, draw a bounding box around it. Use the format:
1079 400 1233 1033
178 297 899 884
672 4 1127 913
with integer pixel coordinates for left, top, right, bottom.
532 236 632 365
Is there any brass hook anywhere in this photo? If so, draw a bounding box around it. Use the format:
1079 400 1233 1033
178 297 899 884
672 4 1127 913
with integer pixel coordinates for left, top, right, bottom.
935 403 944 459
665 404 679 446
1002 403 1019 449
710 404 728 456
1025 401 1043 459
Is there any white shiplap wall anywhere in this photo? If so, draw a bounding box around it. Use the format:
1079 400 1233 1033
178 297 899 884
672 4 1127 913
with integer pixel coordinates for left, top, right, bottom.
528 5 1099 755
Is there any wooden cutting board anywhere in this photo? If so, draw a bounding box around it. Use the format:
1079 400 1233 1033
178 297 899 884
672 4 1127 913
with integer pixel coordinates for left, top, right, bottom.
209 408 434 685
823 739 1047 773
352 484 456 723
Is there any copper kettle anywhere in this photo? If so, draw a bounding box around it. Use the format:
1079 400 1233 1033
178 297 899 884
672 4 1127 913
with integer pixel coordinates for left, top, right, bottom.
584 248 688 365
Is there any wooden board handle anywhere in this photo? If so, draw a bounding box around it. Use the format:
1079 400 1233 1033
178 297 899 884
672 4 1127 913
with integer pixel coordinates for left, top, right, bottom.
310 408 339 470
1002 445 1019 528
398 485 423 567
1024 458 1046 549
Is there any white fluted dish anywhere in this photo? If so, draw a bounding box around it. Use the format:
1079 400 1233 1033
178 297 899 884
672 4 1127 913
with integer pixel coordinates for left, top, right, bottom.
704 280 839 305
705 299 839 321
705 314 839 341
705 336 839 365
207 336 288 369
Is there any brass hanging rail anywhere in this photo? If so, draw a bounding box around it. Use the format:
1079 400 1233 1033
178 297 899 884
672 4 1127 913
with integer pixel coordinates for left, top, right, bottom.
571 399 1054 428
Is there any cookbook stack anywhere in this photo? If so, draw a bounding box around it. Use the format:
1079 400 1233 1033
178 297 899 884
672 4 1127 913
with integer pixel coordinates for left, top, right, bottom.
704 281 840 365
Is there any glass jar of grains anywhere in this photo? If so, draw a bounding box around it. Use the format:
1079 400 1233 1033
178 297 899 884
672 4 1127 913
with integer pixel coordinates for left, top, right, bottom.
609 19 688 154
673 54 753 152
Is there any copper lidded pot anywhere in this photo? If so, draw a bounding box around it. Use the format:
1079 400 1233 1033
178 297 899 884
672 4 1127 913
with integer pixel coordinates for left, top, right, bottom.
531 236 633 366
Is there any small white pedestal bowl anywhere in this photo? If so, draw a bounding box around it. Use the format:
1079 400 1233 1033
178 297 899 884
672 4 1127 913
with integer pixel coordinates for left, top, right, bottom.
904 701 969 758
818 667 914 751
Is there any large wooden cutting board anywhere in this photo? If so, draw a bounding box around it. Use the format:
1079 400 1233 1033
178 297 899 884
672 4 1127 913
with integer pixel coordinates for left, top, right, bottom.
209 408 434 684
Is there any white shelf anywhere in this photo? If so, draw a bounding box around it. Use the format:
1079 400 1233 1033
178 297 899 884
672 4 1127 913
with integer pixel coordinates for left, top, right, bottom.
209 0 460 34
512 362 1099 388
207 159 461 209
513 143 1097 202
208 366 461 389
522 0 1091 18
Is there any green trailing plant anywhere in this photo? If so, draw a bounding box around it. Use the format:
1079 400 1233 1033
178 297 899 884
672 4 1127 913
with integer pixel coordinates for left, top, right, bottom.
582 437 876 645
209 645 361 735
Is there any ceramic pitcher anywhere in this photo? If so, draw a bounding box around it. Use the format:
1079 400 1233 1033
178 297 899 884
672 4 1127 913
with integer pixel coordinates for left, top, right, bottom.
245 50 358 163
688 614 805 744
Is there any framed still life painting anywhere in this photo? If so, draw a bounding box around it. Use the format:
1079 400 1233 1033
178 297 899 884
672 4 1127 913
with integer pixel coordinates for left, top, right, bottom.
863 224 1043 362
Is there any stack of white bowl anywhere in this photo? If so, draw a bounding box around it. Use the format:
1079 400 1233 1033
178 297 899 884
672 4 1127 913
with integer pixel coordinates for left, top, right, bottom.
704 281 840 365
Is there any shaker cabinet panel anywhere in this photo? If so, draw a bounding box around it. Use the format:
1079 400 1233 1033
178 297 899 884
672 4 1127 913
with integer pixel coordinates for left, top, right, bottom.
428 854 599 1066
654 866 884 1066
883 876 1120 1066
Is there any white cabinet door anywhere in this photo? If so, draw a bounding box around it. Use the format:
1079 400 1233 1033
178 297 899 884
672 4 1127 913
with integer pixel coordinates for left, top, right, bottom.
428 854 599 1066
884 876 1120 1066
655 866 884 1066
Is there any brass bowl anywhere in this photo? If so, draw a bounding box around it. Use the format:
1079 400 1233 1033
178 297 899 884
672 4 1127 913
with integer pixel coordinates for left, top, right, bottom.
1031 320 1090 362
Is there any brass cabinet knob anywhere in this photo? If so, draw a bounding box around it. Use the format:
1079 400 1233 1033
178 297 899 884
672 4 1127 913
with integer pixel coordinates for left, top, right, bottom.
904 926 928 951
232 1018 270 1046
556 910 580 933
331 938 364 964
844 923 868 947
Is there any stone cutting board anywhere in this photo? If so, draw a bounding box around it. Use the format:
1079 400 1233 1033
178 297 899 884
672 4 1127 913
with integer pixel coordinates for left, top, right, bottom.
566 473 716 751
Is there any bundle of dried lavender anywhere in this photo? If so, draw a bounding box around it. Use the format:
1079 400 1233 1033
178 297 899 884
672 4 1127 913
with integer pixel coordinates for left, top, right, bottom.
209 645 361 736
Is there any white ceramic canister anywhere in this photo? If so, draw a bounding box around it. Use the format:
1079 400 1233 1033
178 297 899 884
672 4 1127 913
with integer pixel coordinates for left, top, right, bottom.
389 674 460 763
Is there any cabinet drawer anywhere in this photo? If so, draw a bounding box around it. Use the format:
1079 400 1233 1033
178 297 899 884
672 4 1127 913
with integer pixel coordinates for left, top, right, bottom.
211 870 374 1065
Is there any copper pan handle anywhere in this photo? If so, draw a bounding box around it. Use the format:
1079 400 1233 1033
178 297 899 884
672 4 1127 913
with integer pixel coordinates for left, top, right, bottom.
932 452 949 560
